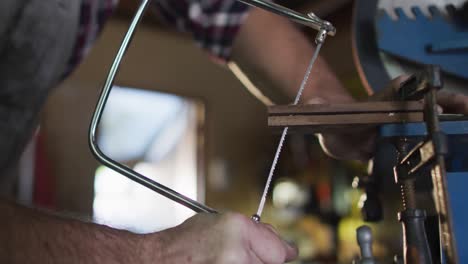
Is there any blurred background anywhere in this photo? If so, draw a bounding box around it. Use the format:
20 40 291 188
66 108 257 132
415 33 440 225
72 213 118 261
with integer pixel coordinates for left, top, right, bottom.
16 1 406 263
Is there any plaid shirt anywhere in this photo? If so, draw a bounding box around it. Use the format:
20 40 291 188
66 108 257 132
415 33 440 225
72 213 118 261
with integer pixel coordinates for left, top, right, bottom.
68 0 249 74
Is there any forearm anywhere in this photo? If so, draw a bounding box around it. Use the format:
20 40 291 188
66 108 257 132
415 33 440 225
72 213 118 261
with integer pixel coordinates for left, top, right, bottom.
231 8 354 104
0 199 149 263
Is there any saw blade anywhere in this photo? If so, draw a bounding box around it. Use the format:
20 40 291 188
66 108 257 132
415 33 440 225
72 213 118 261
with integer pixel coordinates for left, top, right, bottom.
378 0 466 20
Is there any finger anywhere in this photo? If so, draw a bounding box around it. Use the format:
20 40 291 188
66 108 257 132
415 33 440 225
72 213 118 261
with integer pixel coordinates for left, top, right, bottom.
368 75 411 101
283 240 299 262
248 250 265 264
262 224 298 262
247 222 298 264
318 127 377 162
436 91 468 115
437 105 444 114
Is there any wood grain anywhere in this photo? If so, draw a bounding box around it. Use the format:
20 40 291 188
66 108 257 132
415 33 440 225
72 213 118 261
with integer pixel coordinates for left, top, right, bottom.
268 101 424 115
268 101 425 133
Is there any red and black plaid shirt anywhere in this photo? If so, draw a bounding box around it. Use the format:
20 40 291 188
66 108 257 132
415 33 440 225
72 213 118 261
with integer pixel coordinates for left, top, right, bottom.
67 0 250 75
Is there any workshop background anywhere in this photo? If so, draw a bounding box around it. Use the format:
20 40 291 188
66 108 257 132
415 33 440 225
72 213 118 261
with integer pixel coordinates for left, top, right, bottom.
17 1 406 263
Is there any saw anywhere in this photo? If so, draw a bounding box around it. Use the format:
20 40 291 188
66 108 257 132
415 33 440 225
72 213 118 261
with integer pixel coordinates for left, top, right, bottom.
88 0 335 218
378 0 466 19
354 0 468 95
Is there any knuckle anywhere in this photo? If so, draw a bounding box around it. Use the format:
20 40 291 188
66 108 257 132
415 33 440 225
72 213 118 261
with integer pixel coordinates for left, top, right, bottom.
218 213 252 241
222 212 250 226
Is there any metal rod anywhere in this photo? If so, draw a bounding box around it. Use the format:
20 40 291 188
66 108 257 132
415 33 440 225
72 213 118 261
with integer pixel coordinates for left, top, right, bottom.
426 87 457 264
237 0 336 35
88 0 217 214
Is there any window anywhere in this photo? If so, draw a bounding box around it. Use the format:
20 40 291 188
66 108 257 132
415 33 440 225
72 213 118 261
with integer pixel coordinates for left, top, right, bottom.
93 86 204 233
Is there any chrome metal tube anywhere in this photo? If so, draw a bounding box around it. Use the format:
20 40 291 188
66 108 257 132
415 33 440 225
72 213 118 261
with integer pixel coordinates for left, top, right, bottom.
88 0 217 214
237 0 336 35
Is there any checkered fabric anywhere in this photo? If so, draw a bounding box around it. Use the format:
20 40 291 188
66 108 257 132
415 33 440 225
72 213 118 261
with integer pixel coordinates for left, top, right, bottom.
67 0 250 75
153 0 250 62
65 0 118 76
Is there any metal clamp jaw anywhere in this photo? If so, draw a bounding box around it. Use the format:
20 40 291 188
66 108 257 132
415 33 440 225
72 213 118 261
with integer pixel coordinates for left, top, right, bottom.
391 65 457 264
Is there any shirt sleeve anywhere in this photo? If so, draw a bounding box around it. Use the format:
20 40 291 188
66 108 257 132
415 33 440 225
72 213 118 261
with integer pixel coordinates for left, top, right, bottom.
65 0 118 77
152 0 250 62
66 0 250 77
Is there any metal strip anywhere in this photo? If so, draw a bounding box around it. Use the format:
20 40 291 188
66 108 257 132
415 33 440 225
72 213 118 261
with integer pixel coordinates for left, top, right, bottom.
254 42 324 220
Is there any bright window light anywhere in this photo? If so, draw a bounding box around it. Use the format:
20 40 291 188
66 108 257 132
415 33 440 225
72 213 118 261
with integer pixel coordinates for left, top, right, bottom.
93 86 204 233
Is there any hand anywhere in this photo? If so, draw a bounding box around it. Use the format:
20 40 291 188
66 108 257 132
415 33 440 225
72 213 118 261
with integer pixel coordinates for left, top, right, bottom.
141 213 298 264
317 75 468 162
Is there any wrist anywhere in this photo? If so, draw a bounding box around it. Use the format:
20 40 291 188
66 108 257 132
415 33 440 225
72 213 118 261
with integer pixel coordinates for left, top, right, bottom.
138 231 167 264
66 221 144 263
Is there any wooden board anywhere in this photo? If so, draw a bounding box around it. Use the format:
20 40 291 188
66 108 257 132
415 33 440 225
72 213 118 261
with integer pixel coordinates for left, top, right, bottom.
268 101 425 133
269 101 424 115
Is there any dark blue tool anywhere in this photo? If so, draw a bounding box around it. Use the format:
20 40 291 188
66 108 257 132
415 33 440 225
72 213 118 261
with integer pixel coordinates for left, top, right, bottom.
377 6 468 80
378 120 468 264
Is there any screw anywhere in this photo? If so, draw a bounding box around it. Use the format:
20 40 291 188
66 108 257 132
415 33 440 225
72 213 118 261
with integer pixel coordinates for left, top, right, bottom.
395 138 417 210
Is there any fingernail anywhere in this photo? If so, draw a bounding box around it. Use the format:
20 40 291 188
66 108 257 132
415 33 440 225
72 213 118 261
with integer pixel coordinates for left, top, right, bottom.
285 240 298 251
284 239 299 261
437 105 444 114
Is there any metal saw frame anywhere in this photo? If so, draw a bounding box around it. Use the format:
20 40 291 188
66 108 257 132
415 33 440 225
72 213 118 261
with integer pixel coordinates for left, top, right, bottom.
88 0 335 215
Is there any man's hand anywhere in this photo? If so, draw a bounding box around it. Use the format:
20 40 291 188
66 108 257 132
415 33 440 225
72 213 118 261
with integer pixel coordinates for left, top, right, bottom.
1 200 297 264
142 213 298 264
230 8 468 162
317 75 468 162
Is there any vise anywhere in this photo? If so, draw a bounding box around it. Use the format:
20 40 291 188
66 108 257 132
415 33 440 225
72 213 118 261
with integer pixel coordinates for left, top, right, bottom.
268 66 467 264
373 116 468 264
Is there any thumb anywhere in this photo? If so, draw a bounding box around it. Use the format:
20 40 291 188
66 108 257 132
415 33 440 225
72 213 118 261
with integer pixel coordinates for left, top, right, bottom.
263 224 299 262
368 75 411 101
248 222 299 263
283 240 299 262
